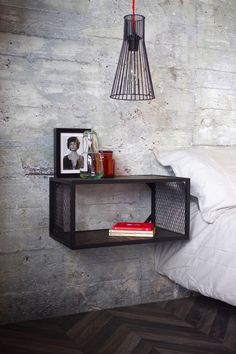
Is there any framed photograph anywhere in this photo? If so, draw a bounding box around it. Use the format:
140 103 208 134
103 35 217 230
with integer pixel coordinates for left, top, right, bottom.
54 128 91 178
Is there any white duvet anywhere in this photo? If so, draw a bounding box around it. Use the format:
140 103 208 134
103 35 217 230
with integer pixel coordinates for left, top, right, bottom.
155 201 236 306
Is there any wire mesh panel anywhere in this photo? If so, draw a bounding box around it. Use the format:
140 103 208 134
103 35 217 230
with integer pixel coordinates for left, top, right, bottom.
155 182 186 235
54 183 71 233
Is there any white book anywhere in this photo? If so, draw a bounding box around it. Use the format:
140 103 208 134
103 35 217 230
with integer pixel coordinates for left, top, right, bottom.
109 230 155 237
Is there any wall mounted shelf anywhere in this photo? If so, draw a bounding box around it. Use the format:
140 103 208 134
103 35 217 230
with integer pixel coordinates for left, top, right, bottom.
49 175 190 249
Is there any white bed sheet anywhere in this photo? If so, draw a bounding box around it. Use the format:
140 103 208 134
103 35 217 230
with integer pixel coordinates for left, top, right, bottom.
155 202 236 306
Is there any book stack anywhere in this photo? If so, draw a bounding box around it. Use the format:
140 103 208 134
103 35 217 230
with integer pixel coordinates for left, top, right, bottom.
109 222 156 237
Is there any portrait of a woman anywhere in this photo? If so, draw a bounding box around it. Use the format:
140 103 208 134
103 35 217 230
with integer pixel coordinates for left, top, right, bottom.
63 136 84 170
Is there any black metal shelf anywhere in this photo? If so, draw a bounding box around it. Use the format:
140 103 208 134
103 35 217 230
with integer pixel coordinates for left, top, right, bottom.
49 175 190 250
51 175 188 184
50 227 188 250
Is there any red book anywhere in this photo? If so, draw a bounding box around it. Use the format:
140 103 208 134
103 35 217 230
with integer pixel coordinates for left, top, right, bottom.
112 222 154 231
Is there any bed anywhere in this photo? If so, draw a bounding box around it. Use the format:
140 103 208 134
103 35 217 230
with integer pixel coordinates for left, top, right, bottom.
155 148 236 306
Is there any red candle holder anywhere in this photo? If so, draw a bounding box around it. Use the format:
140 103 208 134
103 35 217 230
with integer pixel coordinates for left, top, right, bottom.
100 150 115 178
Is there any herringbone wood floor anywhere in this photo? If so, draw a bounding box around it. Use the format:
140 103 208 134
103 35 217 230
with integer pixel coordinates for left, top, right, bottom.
0 295 236 354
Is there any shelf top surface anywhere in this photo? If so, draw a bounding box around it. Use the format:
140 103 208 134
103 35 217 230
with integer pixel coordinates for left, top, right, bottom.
50 175 190 184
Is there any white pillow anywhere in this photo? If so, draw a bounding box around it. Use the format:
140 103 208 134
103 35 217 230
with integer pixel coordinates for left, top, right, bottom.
158 149 236 223
203 148 236 189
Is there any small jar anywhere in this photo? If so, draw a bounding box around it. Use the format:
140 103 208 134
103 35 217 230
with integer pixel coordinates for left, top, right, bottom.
100 150 115 178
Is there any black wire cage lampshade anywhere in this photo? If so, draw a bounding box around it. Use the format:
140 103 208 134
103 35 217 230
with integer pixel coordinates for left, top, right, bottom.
110 14 155 101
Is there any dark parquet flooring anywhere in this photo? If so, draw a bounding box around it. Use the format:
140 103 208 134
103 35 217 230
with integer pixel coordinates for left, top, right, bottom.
0 295 236 354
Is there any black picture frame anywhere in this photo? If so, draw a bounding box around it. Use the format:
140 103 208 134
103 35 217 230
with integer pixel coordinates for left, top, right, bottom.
54 128 91 178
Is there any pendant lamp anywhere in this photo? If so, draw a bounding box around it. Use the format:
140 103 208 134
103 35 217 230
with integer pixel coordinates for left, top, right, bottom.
110 0 155 101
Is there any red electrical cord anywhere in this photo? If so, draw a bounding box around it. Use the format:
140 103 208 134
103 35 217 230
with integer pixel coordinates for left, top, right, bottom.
132 0 135 32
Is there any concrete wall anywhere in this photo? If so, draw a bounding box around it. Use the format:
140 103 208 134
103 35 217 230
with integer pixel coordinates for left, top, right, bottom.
0 0 235 323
